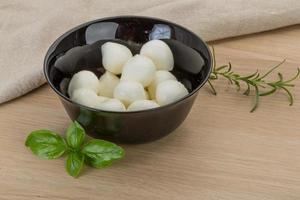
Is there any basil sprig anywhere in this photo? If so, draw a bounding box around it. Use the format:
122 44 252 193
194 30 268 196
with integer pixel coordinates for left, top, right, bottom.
25 121 125 178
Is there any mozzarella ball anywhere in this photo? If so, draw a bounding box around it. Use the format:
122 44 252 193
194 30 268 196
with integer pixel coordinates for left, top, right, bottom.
127 100 160 111
96 96 109 103
94 98 126 112
113 81 147 106
71 88 99 108
140 40 174 71
68 70 99 97
121 55 156 87
156 80 188 105
101 42 133 74
148 70 177 99
98 71 120 98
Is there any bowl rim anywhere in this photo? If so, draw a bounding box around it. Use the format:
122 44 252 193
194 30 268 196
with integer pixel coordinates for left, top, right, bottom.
44 15 212 114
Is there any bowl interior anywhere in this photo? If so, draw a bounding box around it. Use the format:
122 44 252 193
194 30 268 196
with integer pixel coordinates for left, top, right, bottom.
45 16 212 107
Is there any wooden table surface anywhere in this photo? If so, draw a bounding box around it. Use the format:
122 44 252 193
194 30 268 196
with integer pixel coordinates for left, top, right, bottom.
1 25 300 200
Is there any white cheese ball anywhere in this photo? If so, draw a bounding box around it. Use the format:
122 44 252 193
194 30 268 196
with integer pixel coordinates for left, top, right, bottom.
101 42 133 74
68 70 99 97
127 100 160 111
71 88 99 108
121 55 156 87
98 71 120 98
96 96 109 103
94 98 126 112
156 80 188 105
113 81 147 106
140 40 174 71
148 70 177 99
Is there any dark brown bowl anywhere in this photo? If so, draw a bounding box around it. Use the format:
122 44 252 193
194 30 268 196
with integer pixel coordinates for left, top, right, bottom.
44 16 212 143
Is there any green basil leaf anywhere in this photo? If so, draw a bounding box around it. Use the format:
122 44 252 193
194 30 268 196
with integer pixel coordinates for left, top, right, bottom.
66 121 85 149
66 152 84 178
82 139 124 168
25 130 67 159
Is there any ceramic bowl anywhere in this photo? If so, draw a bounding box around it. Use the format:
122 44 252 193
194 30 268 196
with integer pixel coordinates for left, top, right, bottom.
44 16 212 143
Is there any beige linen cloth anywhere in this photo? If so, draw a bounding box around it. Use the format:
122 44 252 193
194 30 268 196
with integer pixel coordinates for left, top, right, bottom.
0 0 300 104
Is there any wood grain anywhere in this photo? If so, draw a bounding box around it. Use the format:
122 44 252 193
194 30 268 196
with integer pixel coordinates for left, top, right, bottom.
0 25 300 200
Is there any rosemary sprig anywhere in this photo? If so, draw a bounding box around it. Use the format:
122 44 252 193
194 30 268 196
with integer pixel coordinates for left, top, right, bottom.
208 46 300 112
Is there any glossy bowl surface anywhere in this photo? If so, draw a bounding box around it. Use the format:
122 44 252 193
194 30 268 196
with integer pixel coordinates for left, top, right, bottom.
44 16 212 143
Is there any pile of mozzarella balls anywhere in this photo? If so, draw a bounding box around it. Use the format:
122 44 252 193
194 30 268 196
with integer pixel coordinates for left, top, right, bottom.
68 40 188 112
